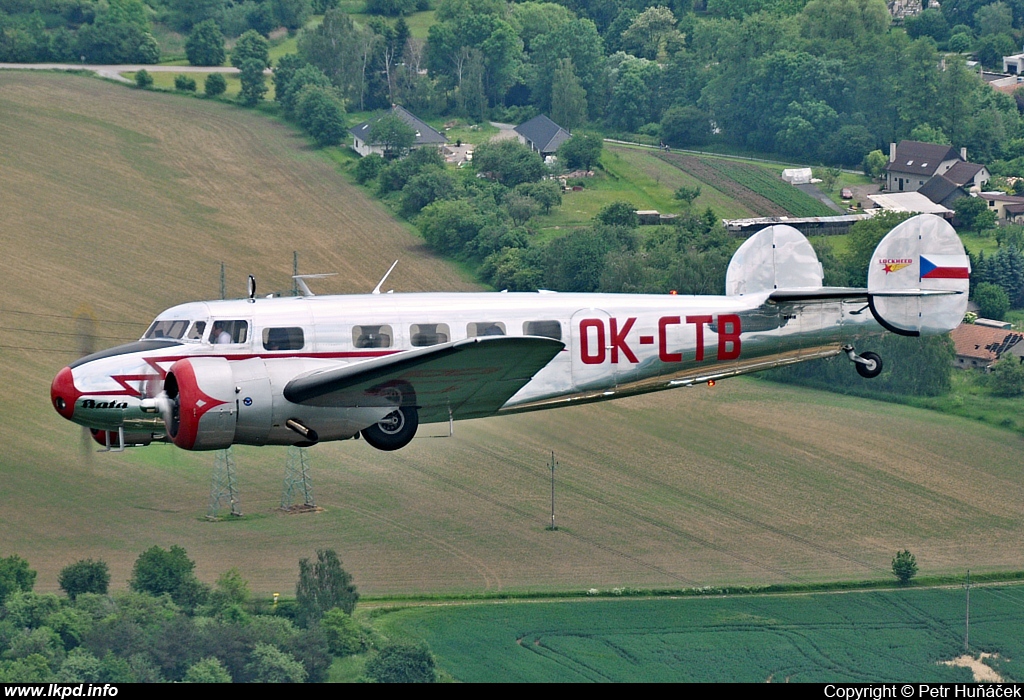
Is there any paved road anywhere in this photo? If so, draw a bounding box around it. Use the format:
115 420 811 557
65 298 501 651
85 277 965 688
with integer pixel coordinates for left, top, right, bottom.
0 63 267 84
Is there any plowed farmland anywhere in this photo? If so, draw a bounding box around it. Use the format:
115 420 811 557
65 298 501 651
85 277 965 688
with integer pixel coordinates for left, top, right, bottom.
2 73 1023 599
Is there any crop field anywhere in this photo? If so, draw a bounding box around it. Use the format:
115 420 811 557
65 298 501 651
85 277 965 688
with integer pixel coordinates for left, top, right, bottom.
603 145 755 220
657 153 837 217
2 72 1024 605
531 144 757 234
375 586 1024 682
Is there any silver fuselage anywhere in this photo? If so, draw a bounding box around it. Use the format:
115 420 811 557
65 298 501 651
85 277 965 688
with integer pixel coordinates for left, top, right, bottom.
55 290 882 440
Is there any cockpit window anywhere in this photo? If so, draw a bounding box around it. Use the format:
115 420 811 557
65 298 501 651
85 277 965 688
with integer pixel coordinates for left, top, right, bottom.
210 320 248 344
186 321 207 340
144 320 189 340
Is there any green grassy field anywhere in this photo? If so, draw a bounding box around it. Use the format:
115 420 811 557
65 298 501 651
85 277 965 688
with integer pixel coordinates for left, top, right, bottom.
2 72 1024 611
124 71 271 100
374 586 1024 681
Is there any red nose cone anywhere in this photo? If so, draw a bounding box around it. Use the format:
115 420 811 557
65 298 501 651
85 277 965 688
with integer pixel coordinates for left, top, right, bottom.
51 366 80 420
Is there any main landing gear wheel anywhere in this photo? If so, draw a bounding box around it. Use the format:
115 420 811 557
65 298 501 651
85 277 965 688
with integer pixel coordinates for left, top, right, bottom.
361 406 419 451
855 352 882 379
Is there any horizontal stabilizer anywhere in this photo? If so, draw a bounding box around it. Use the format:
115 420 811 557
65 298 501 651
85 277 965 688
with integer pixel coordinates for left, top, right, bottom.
284 336 564 423
769 287 867 302
866 214 969 336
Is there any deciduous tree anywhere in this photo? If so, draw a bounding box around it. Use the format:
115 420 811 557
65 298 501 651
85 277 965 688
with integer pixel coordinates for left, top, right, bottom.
231 29 269 69
185 19 225 66
557 132 603 170
0 555 35 606
129 545 208 611
238 58 269 106
368 113 417 160
58 560 109 600
473 139 546 187
295 549 358 627
550 58 587 131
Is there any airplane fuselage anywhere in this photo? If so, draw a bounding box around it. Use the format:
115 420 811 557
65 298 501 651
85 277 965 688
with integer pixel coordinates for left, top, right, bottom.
52 290 883 448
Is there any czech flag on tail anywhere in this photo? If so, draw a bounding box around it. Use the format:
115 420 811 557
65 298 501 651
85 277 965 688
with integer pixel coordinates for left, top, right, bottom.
920 254 970 280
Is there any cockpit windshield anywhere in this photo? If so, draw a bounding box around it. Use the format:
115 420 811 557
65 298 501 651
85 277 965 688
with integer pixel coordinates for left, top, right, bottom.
143 319 208 342
143 320 189 340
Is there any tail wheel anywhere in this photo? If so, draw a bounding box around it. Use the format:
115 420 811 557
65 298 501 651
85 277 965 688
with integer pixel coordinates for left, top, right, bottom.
361 406 419 451
855 351 883 379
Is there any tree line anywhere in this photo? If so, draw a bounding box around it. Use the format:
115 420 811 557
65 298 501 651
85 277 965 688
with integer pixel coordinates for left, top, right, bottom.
7 0 1024 177
0 548 436 682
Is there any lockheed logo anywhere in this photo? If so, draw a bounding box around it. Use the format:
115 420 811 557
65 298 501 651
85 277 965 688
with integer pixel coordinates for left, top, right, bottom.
879 258 913 274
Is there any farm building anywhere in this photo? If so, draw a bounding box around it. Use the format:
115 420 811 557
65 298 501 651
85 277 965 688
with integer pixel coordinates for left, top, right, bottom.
885 141 988 194
781 168 813 185
514 115 571 157
980 192 1024 222
867 192 953 216
350 105 447 158
949 323 1024 370
723 213 872 237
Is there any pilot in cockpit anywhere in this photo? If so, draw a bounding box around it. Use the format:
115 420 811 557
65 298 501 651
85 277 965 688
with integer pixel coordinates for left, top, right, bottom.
212 322 232 344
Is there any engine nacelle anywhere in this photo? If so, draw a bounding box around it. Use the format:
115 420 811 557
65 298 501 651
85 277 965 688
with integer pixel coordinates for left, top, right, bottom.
161 356 390 451
164 357 237 450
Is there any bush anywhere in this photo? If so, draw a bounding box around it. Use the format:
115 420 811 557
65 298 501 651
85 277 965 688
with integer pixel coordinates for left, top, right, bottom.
134 69 153 89
364 642 436 683
174 74 197 92
204 73 227 97
320 608 368 656
974 282 1010 320
596 200 638 228
355 153 385 184
58 560 109 599
990 352 1024 397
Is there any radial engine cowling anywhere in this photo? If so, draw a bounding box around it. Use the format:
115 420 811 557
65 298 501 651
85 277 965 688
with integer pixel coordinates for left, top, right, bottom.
164 357 237 451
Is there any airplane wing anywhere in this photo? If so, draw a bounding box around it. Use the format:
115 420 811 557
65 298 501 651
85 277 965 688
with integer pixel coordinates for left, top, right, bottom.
283 336 565 423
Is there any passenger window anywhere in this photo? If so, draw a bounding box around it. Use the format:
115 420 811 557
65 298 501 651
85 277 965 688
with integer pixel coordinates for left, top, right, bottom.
210 320 248 344
410 323 450 347
467 322 506 337
263 327 304 351
523 320 562 340
144 320 189 340
186 321 207 340
353 325 393 348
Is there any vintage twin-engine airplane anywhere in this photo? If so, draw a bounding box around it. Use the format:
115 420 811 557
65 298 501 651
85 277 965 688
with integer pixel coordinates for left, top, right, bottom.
51 214 970 453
